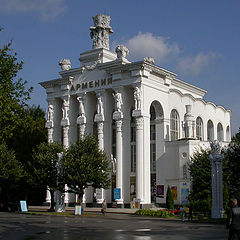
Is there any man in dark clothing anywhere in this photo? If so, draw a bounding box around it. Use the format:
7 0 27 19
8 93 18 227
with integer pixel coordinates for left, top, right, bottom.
227 198 240 240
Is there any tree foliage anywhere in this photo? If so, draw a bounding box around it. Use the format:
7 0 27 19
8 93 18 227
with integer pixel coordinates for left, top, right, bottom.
7 105 48 204
0 143 23 201
0 40 33 143
166 185 174 210
32 142 64 211
224 131 240 201
188 148 212 213
62 135 111 201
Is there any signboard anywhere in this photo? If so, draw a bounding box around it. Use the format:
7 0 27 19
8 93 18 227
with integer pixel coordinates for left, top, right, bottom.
171 186 178 200
75 205 82 215
156 185 164 198
133 198 140 208
20 201 28 212
113 188 121 200
181 188 189 205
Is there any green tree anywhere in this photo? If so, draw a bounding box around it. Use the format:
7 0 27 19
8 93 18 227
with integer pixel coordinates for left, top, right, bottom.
0 143 23 202
188 148 212 213
224 131 240 201
0 39 33 143
166 185 174 210
7 105 48 204
32 142 64 211
62 135 111 203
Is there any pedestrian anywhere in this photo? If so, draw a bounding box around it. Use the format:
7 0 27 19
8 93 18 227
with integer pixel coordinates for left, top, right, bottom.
188 204 193 222
180 205 185 222
227 198 240 240
101 199 107 215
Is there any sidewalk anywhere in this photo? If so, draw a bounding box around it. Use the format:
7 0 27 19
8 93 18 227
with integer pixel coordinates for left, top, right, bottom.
28 205 137 214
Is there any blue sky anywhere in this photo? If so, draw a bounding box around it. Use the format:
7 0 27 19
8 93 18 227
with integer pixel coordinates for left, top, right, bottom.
0 0 239 135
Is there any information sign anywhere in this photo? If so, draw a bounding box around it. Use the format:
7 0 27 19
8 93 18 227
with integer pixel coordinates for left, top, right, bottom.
20 201 28 212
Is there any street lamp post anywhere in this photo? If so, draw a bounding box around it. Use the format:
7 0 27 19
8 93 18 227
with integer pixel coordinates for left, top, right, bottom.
210 141 224 218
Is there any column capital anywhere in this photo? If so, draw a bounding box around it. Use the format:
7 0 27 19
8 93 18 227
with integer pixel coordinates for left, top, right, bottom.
115 119 123 132
97 121 104 135
135 117 144 130
113 111 123 120
62 125 69 149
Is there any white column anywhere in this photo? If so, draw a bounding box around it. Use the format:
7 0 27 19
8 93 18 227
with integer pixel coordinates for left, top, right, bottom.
94 92 105 203
112 89 124 204
60 95 70 205
135 116 144 203
115 119 123 204
45 99 55 204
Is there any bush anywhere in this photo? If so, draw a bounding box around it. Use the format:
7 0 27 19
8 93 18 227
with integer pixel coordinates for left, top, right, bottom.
166 185 174 210
135 209 174 217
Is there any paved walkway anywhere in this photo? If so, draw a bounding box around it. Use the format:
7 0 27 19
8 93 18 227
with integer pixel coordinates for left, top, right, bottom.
29 205 138 214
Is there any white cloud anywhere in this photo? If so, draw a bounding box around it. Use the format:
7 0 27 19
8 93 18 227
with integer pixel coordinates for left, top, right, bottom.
125 32 180 63
0 0 67 21
176 52 216 75
115 32 217 76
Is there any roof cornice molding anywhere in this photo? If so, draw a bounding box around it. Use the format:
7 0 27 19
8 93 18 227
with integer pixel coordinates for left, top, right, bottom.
172 78 207 97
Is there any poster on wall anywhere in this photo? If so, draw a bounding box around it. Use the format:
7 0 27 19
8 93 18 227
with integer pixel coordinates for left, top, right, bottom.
156 185 164 198
181 188 189 205
114 188 121 200
171 186 178 200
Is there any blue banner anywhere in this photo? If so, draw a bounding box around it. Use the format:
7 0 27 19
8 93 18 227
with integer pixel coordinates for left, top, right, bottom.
114 188 121 200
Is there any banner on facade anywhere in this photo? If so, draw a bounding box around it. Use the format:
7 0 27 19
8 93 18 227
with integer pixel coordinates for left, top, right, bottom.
20 200 28 212
171 186 178 200
113 188 121 200
181 188 189 205
156 185 164 198
75 205 82 215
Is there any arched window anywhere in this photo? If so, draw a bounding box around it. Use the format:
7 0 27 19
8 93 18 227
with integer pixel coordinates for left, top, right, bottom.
217 123 224 142
226 126 230 142
196 117 204 140
150 105 156 172
207 120 214 141
170 109 180 141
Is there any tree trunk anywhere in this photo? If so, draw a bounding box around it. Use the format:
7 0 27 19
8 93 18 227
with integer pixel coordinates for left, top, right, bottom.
49 190 55 212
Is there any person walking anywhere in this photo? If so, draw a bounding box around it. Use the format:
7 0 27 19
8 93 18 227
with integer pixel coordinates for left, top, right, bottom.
180 205 185 222
227 198 240 240
101 199 107 215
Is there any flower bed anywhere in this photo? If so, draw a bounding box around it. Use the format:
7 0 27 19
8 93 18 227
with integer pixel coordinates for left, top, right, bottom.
135 209 175 217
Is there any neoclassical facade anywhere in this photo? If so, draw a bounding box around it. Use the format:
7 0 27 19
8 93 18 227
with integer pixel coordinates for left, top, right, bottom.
40 14 231 207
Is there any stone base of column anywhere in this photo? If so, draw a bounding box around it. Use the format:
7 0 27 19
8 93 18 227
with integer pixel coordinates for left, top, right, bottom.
97 198 104 204
116 199 124 205
211 207 224 219
140 203 153 209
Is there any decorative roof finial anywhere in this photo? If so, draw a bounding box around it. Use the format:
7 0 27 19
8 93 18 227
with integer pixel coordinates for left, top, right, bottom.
90 14 113 50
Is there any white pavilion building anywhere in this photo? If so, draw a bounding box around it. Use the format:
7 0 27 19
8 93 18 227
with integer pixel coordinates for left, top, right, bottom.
40 14 231 208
